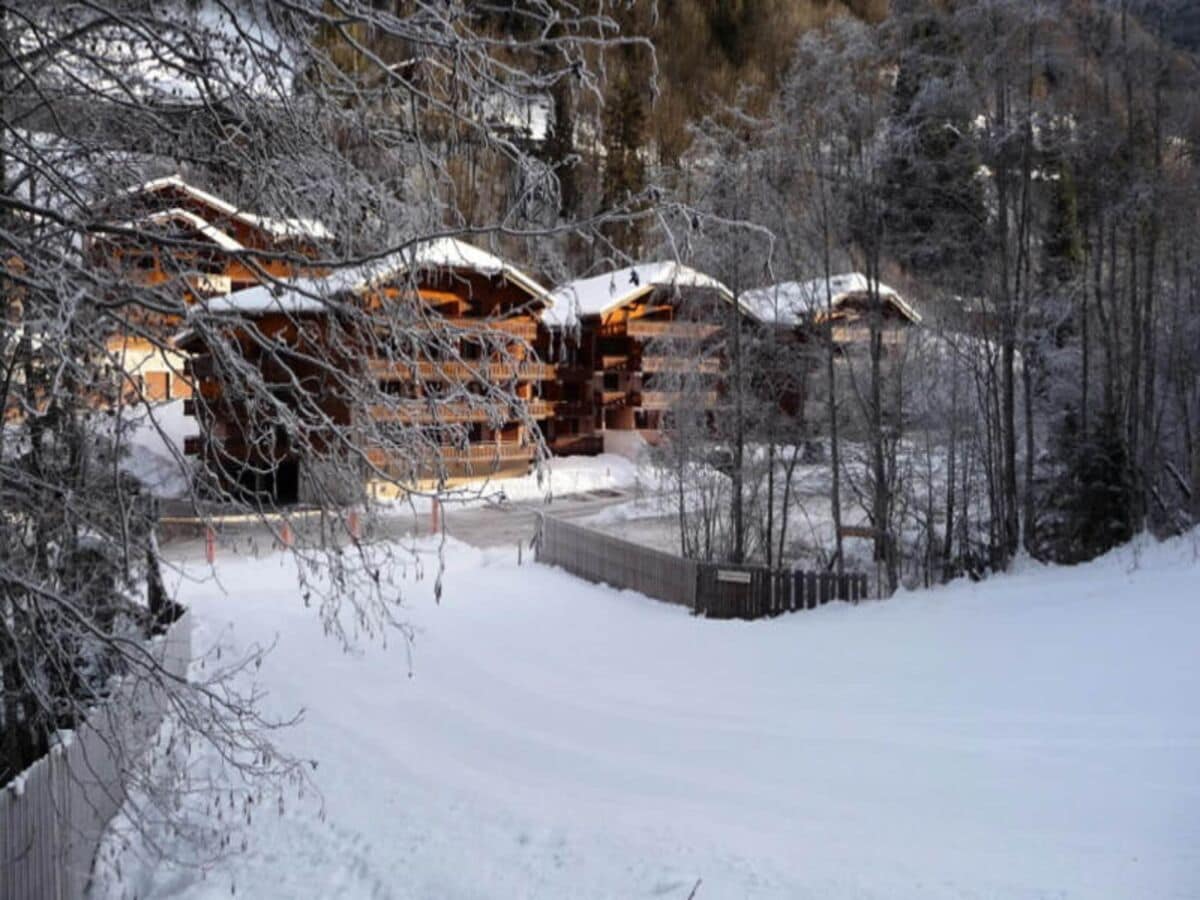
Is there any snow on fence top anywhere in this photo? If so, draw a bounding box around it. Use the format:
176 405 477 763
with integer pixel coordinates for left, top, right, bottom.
741 273 921 327
199 237 551 316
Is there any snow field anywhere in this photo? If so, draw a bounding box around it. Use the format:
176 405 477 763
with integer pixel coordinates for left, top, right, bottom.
97 531 1200 899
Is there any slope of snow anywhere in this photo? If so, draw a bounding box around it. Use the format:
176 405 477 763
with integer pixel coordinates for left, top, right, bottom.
95 531 1200 899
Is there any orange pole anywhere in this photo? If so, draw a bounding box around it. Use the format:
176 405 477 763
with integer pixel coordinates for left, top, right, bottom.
431 498 440 535
280 520 293 548
205 526 216 564
348 509 361 540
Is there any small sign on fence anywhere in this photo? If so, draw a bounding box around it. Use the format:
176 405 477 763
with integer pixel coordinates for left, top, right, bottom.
716 569 752 585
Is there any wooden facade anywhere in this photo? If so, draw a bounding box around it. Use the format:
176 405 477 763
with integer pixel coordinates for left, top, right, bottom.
543 263 737 453
178 240 554 501
742 273 921 348
88 176 331 404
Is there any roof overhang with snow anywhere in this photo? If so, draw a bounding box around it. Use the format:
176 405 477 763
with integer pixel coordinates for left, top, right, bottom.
118 175 334 243
197 237 550 317
544 262 744 328
741 273 921 328
104 208 247 252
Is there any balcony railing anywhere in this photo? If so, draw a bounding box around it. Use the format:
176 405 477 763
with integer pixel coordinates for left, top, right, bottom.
368 359 556 382
407 318 539 340
637 390 719 410
609 320 721 339
368 397 553 424
598 389 628 406
366 443 534 467
640 356 721 374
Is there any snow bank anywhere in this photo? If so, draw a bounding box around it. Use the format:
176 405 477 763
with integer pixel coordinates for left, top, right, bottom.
96 530 1200 899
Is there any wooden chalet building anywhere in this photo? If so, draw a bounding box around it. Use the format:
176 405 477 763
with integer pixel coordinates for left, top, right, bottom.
742 273 922 425
88 175 332 402
543 263 741 453
741 273 921 347
178 238 555 502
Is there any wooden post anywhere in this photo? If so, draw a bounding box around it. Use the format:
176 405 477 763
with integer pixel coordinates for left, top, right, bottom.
204 526 216 564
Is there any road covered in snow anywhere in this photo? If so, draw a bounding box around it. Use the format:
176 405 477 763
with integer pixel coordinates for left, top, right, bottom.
98 531 1200 899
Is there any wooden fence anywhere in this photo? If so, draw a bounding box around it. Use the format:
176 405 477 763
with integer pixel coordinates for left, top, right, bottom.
1 612 192 900
535 515 698 608
695 564 869 619
535 516 869 619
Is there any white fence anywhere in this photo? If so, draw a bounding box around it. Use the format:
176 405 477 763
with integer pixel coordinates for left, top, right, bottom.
1 612 192 900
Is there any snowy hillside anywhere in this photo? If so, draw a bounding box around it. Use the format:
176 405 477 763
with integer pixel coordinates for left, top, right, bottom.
97 532 1200 899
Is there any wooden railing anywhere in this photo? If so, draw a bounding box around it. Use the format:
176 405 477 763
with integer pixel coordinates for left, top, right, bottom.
637 390 718 410
619 320 721 339
409 318 539 340
369 397 553 424
368 359 556 382
367 443 534 466
598 389 628 406
640 356 721 374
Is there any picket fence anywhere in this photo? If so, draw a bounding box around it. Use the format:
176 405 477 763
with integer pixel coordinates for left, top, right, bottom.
1 612 192 900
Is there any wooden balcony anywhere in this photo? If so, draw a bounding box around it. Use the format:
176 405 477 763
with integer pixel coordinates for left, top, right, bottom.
637 390 719 410
640 355 721 374
407 318 539 340
554 400 594 417
831 325 909 346
368 397 553 424
366 443 534 467
599 389 628 406
368 359 556 382
611 320 721 339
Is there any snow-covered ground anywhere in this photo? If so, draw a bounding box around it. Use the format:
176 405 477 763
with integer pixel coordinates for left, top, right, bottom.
96 531 1200 899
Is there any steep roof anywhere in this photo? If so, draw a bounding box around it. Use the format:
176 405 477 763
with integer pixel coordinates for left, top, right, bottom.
544 261 738 327
199 237 550 316
120 175 334 242
108 208 246 252
741 273 921 327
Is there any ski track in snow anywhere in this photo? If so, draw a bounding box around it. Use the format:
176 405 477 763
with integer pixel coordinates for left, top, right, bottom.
95 533 1200 899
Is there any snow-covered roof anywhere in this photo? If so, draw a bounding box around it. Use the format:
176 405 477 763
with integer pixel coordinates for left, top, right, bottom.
121 175 334 242
741 273 921 327
200 237 549 316
109 208 246 252
544 262 737 327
